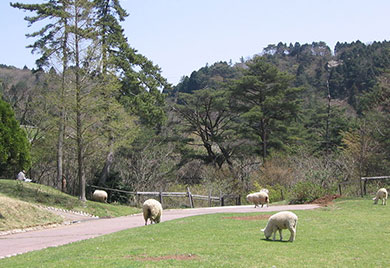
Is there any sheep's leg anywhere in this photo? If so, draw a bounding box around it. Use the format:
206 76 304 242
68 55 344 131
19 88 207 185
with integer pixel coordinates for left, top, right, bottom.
278 229 283 241
288 227 296 242
272 227 277 241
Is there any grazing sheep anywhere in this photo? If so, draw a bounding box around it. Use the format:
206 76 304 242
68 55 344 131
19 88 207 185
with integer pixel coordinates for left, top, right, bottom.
246 191 269 208
143 199 163 225
373 188 388 205
261 211 298 242
92 190 108 203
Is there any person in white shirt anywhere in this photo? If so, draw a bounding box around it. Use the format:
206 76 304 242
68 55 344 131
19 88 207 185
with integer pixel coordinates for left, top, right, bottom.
16 170 32 182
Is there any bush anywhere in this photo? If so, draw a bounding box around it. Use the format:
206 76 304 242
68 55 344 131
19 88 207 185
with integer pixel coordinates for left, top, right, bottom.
0 98 31 178
267 184 288 202
289 181 327 204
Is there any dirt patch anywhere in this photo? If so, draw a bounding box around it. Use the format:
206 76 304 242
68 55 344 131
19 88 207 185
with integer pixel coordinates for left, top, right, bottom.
223 214 271 221
310 194 341 206
128 254 199 261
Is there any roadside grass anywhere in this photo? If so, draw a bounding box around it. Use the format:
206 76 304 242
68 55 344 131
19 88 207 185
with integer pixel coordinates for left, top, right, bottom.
1 198 389 267
0 179 140 218
0 194 63 231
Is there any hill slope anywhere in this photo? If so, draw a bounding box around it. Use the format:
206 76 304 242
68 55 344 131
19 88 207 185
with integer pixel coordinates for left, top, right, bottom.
0 194 62 232
0 180 140 229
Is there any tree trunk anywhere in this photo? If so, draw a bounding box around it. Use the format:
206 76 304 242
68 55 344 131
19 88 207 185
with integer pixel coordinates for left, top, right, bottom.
57 14 68 191
75 2 86 202
99 145 114 185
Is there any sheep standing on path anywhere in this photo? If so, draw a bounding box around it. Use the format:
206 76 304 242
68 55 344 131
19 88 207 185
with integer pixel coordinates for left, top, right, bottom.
373 188 388 205
246 190 269 208
92 190 108 203
261 211 298 242
143 199 163 225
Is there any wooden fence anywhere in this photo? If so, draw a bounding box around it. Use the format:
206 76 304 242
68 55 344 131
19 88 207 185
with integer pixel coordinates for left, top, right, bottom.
361 176 390 196
338 176 390 197
88 185 241 208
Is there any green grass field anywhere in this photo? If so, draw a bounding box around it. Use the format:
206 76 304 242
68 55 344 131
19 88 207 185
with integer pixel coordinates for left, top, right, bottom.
1 198 389 267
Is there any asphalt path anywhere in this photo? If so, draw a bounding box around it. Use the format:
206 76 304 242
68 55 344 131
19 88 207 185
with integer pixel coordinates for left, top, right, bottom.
0 204 320 259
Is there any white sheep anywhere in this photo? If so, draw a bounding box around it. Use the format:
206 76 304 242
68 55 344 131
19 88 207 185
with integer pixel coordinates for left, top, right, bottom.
92 190 108 203
246 191 269 208
260 188 269 194
261 211 298 242
143 199 163 225
373 188 388 205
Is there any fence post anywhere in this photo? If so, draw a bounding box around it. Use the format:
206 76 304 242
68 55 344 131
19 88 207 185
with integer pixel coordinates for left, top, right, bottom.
338 183 342 196
187 187 194 208
136 193 139 207
236 195 241 205
208 189 212 207
220 192 224 206
159 187 163 207
363 179 367 196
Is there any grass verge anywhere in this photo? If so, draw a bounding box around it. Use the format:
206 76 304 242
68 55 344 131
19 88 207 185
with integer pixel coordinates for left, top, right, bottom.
0 194 63 231
1 198 389 267
0 179 140 219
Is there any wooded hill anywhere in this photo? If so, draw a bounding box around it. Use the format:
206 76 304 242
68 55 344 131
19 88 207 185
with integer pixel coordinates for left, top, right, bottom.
1 40 390 204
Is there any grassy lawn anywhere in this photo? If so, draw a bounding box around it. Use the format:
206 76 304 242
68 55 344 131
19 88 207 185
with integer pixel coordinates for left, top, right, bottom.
0 194 63 231
1 198 389 267
0 179 140 218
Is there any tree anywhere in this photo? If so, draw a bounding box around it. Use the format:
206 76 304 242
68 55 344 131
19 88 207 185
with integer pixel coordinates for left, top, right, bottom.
0 98 31 178
92 0 169 185
11 0 70 192
175 88 238 168
231 56 303 161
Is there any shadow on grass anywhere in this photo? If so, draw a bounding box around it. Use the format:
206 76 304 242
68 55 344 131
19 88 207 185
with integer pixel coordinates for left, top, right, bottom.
261 238 291 243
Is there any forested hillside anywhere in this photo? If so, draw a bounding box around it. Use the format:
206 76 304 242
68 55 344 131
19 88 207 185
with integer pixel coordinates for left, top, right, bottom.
2 38 390 203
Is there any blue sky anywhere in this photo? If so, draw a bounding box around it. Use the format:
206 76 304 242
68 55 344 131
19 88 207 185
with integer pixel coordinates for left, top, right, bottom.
1 0 390 85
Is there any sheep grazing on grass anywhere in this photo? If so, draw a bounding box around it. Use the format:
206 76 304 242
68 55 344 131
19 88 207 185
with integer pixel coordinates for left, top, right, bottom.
143 199 163 225
92 190 108 203
246 190 269 208
373 188 388 205
261 211 298 242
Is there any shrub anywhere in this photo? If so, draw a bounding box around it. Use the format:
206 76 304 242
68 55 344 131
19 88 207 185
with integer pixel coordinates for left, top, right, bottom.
0 98 31 178
289 181 327 204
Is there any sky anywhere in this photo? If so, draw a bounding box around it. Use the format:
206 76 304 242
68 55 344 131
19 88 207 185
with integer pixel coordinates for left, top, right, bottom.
1 0 390 85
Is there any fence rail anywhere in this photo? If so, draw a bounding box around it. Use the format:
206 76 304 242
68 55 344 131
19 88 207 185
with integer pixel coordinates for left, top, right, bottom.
361 176 390 196
88 185 241 208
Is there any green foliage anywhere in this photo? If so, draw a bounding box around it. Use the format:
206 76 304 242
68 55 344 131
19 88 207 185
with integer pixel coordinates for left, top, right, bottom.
175 88 239 167
231 57 304 159
0 99 31 178
172 61 240 95
289 181 327 204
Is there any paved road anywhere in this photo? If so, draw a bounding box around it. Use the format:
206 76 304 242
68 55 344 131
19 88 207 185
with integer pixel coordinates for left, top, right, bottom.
0 204 320 259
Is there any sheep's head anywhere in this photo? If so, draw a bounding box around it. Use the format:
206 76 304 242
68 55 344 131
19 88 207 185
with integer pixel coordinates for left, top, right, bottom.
261 227 272 240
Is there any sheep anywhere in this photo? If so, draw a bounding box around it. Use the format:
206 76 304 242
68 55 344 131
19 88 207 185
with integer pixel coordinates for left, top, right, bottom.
261 211 298 242
373 188 388 205
143 199 163 225
246 191 269 208
92 190 108 203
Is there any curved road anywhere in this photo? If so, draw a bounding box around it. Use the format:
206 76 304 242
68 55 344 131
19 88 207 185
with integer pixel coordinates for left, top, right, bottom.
0 204 320 259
